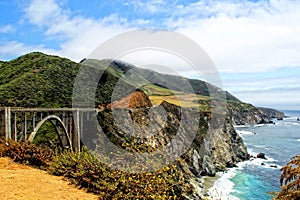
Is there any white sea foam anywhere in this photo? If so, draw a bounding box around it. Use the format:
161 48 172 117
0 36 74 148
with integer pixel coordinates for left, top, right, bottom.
253 144 266 148
254 124 265 127
277 120 300 126
208 168 240 200
208 151 280 200
290 122 300 126
234 125 250 128
247 147 278 163
297 139 300 142
236 130 256 137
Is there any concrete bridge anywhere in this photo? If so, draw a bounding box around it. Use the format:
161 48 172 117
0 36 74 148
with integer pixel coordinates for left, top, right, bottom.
0 107 99 150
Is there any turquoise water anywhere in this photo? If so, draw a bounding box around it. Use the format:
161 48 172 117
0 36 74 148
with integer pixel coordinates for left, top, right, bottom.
215 110 300 200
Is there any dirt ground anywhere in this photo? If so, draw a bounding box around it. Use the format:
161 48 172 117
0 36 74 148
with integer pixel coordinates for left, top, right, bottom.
0 157 98 200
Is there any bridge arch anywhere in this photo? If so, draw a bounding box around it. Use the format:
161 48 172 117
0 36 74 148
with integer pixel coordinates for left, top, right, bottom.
28 115 72 149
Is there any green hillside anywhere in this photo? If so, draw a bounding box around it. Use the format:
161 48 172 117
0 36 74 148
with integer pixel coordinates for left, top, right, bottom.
0 53 79 107
0 52 240 109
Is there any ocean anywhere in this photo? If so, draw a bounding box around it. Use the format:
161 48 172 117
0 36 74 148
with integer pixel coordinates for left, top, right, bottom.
209 110 300 200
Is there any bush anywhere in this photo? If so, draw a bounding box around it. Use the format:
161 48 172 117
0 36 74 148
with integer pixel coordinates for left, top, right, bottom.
273 154 300 200
47 148 192 199
0 139 53 168
0 140 193 199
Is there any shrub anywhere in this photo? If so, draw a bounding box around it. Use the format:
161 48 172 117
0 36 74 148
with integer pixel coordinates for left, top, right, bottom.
0 139 53 168
47 148 192 199
273 154 300 200
0 140 193 199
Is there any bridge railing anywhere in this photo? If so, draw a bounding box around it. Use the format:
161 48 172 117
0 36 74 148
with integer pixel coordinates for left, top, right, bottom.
0 107 99 150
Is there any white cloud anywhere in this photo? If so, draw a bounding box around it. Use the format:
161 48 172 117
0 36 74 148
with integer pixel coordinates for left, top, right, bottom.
0 25 15 33
23 0 129 61
0 41 59 60
19 0 300 72
127 0 166 14
170 0 300 73
25 0 61 25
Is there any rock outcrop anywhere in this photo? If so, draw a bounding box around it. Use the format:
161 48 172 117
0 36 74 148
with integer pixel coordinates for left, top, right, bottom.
257 107 285 119
257 152 267 159
227 102 274 125
97 101 249 181
107 89 152 109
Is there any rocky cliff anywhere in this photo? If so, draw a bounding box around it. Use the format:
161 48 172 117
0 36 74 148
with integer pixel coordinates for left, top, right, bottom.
258 107 285 119
227 101 277 125
97 100 250 198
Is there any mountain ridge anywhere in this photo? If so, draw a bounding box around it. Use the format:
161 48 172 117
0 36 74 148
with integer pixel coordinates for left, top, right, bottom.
0 52 283 124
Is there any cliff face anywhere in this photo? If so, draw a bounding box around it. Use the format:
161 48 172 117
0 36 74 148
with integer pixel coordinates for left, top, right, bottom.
184 112 249 177
107 89 153 109
98 101 249 179
228 102 276 125
258 107 285 119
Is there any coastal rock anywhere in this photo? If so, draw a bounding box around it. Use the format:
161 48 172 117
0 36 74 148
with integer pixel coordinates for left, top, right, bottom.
258 107 285 119
257 152 267 159
227 102 282 125
210 115 250 171
201 154 216 176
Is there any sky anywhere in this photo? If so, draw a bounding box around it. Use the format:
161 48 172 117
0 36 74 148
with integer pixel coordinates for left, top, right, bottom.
0 0 300 110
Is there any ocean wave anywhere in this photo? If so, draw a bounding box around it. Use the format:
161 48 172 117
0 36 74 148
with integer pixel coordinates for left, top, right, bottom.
236 130 255 135
254 124 265 127
234 125 250 128
253 144 266 148
208 168 240 200
208 155 280 200
297 139 300 142
276 121 300 126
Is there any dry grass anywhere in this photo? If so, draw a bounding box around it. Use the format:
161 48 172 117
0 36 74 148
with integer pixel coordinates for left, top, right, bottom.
0 157 98 200
149 94 210 109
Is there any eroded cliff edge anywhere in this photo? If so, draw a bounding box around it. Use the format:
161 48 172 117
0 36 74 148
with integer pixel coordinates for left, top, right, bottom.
97 101 250 198
227 101 284 125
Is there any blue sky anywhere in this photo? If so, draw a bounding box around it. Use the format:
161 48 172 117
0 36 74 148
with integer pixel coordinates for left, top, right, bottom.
0 0 300 110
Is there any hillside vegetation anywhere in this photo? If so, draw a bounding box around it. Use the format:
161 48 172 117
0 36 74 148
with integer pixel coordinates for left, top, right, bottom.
0 52 238 109
0 139 193 199
0 52 283 124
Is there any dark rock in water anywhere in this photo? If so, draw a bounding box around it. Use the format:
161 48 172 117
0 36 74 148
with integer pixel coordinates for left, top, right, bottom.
226 162 238 168
257 152 267 159
270 165 277 168
261 162 265 165
277 117 283 120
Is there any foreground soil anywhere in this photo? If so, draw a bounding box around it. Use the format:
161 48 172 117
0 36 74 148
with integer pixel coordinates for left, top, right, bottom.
0 157 98 200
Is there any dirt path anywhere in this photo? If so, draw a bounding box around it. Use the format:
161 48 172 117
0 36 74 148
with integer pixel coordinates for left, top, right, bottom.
0 157 98 200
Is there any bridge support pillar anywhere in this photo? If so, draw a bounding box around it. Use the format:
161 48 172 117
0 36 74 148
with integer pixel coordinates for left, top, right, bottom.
73 109 81 151
0 107 11 139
